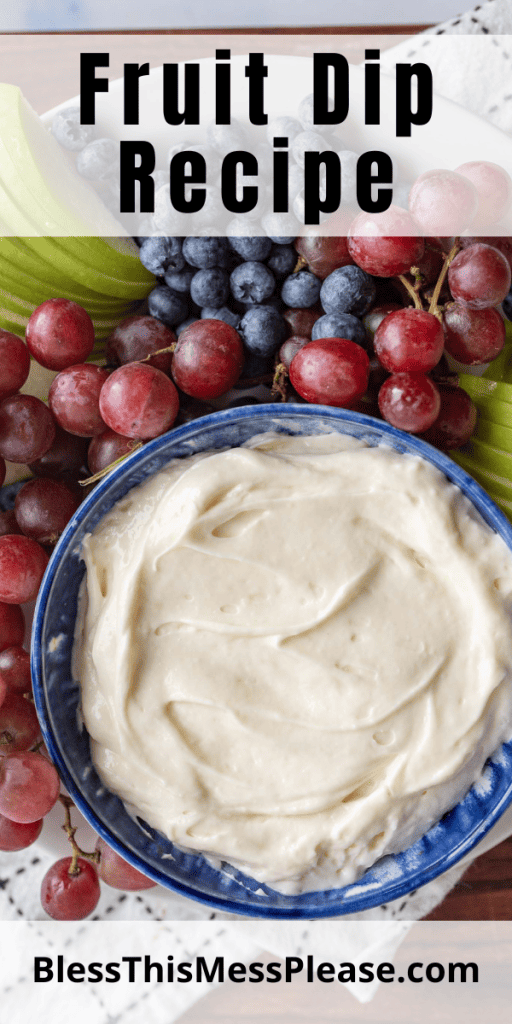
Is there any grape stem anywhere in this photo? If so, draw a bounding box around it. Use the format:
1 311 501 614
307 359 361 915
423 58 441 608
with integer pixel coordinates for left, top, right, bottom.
293 254 308 274
398 274 424 310
428 239 461 320
271 362 290 402
59 794 100 876
139 342 177 363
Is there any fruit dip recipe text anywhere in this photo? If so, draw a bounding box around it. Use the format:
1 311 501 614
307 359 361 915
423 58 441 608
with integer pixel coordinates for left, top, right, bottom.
76 432 512 892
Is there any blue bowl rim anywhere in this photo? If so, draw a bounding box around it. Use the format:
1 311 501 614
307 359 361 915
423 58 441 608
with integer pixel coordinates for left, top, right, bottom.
31 402 512 918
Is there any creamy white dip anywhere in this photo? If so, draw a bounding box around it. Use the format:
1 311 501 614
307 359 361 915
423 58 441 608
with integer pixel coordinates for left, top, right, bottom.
76 432 512 892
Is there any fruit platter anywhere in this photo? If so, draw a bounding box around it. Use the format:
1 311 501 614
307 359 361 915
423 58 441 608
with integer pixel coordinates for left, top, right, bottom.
2 52 512 919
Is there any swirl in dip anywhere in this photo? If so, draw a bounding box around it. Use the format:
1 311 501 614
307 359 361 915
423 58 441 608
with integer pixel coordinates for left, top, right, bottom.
75 432 512 892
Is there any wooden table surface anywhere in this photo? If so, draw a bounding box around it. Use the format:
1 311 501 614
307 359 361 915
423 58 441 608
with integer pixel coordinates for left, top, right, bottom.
1 27 512 923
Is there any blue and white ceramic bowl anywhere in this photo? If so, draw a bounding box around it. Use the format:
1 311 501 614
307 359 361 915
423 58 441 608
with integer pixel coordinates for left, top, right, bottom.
31 404 512 918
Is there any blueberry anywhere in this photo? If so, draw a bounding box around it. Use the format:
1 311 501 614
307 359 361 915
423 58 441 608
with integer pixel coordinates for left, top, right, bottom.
201 305 241 329
153 169 169 191
76 138 119 181
266 116 303 144
288 163 304 200
312 313 369 350
226 216 260 241
153 185 188 234
253 143 274 179
261 212 299 245
139 237 185 277
292 131 334 170
191 186 226 232
281 271 321 309
167 140 194 163
176 316 198 335
164 265 196 293
183 236 228 269
297 93 338 134
239 306 287 357
206 119 247 154
266 244 298 279
228 236 273 261
190 267 230 307
230 262 275 305
320 266 377 317
51 106 96 151
148 285 189 326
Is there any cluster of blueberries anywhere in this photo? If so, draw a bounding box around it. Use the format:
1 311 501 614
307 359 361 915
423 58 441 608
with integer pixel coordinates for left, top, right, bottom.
136 233 377 378
50 96 384 239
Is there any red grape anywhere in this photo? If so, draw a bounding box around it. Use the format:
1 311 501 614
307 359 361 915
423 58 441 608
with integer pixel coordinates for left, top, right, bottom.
0 535 49 604
14 478 81 544
95 836 156 890
0 690 40 754
41 856 100 920
409 169 478 236
87 429 135 476
49 364 109 437
279 336 310 369
0 676 5 711
363 303 401 336
374 308 444 373
106 315 176 374
420 384 477 450
455 161 512 228
448 243 511 310
0 329 31 401
283 306 322 338
29 425 89 481
294 234 353 279
0 812 43 851
0 750 60 822
378 373 441 433
0 458 4 489
0 394 56 464
0 601 25 651
460 236 512 274
443 302 505 365
0 646 31 693
347 206 425 277
99 363 180 440
289 338 370 407
172 320 244 399
25 299 95 371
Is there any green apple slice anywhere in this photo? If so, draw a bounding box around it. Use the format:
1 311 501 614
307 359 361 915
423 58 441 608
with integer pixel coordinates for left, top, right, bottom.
459 375 512 406
471 396 512 429
0 84 126 236
0 236 142 307
475 418 512 450
0 177 44 235
0 257 134 314
461 436 512 480
17 237 154 301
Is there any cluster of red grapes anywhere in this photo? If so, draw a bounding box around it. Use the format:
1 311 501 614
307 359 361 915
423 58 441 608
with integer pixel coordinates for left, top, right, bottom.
285 163 512 444
287 229 510 446
0 159 511 920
